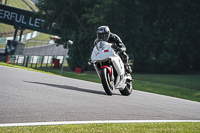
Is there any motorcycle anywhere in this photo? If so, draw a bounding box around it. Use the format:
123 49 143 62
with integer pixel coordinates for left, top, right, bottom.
91 41 133 96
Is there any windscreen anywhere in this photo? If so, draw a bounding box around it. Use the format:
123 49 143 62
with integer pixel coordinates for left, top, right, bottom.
96 41 107 50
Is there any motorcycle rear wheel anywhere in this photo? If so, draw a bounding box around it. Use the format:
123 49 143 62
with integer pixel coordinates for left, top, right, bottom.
101 68 114 95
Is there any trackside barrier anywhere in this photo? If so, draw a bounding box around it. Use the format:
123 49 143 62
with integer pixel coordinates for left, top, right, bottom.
3 39 69 69
7 55 65 68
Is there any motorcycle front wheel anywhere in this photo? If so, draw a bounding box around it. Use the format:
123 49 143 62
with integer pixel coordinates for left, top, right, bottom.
100 68 115 95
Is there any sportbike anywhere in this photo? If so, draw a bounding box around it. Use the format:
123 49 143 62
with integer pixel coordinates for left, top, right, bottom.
91 41 133 96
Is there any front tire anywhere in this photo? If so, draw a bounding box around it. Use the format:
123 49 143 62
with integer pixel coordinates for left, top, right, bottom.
101 68 115 95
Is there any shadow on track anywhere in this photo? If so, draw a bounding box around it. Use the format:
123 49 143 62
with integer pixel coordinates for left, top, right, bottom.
24 81 107 95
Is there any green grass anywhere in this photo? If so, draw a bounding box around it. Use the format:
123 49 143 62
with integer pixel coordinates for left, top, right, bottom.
0 0 37 34
133 74 200 91
0 33 51 48
0 23 15 35
0 44 6 48
1 0 38 11
30 33 51 41
133 74 200 102
0 62 58 75
24 33 52 47
134 80 200 102
0 122 200 132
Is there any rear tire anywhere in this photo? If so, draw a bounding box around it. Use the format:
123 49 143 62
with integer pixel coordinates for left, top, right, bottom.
119 80 132 96
101 68 114 95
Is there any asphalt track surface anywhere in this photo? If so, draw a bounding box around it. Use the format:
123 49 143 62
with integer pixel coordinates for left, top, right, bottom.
0 66 200 124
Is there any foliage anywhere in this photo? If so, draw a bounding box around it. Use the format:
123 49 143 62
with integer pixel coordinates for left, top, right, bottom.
36 0 200 73
36 0 99 70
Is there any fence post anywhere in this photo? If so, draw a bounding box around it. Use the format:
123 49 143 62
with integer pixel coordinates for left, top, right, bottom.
15 55 19 65
22 56 26 66
60 43 69 75
50 43 55 67
36 40 44 68
31 40 37 68
44 41 49 67
23 39 29 67
40 56 44 67
25 56 29 67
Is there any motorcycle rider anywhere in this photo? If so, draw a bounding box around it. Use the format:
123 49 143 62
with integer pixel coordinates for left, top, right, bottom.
94 26 132 73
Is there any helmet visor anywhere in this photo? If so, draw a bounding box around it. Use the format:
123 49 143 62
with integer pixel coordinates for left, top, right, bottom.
98 33 108 41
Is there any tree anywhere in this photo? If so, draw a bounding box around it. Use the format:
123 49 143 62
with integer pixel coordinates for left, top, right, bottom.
36 0 200 73
36 0 102 70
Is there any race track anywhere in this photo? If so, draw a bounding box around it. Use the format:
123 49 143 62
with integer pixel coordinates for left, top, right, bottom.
0 66 200 124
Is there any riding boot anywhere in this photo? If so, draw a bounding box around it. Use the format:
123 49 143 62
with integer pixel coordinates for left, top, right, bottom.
125 63 132 73
119 52 132 73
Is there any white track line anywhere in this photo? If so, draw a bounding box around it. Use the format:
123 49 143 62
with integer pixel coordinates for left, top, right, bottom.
0 120 200 127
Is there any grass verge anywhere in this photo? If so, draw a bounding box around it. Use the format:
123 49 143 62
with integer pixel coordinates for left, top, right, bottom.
0 33 51 48
0 62 58 75
0 122 200 132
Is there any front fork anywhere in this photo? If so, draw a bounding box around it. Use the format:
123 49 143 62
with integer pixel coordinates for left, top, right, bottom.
93 63 101 78
93 62 114 82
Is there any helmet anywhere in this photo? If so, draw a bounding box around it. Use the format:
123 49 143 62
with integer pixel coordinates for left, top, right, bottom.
97 26 110 41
